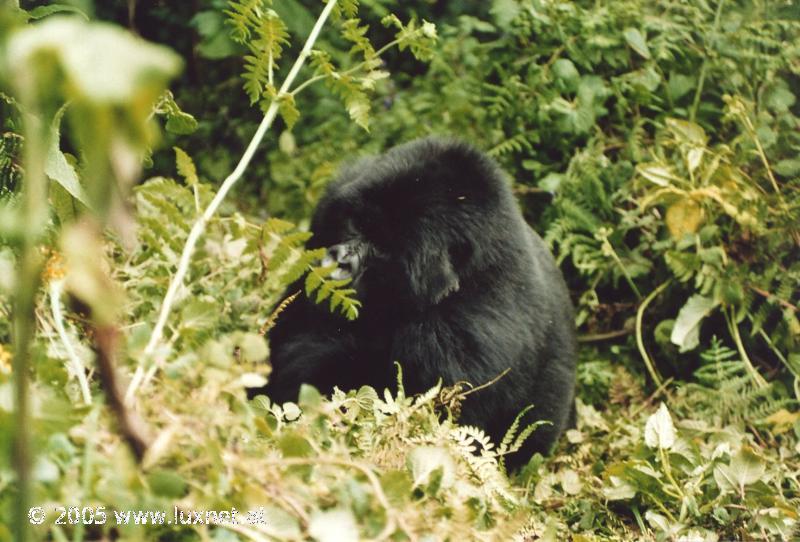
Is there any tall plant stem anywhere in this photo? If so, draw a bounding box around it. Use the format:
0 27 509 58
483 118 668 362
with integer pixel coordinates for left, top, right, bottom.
726 307 767 389
13 112 49 542
689 0 725 122
635 280 670 387
126 0 339 403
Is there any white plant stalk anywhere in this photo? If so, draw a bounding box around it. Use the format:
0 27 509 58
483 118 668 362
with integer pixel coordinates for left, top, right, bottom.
50 279 93 405
125 0 339 403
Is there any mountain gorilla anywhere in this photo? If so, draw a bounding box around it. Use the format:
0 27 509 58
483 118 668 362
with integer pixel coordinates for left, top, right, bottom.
250 137 577 466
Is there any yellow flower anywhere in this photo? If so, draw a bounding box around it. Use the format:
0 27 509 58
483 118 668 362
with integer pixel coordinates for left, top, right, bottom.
0 344 11 376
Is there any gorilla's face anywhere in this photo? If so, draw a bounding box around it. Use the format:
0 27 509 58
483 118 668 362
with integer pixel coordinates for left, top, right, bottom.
308 140 508 315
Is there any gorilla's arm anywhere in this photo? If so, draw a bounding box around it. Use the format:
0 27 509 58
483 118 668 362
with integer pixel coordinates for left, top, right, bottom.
255 297 357 403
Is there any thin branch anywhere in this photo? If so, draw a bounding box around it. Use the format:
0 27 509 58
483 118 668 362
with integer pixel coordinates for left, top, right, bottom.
94 325 150 461
126 0 339 403
50 280 92 405
750 285 797 312
289 37 405 97
635 280 670 387
725 307 768 389
578 326 634 343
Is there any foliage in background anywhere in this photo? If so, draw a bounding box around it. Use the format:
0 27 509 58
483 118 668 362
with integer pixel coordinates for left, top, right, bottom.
0 0 798 540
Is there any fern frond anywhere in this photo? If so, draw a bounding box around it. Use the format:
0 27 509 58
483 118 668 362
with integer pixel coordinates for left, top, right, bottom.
225 0 270 43
240 10 289 104
487 132 533 158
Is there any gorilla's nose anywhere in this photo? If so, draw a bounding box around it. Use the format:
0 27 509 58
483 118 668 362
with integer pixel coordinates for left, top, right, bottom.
322 242 362 280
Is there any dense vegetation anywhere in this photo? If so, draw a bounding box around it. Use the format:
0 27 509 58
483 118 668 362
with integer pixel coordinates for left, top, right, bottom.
1 0 798 540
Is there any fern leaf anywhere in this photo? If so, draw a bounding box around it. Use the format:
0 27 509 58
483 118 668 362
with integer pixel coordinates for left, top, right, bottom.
225 0 270 43
173 147 199 187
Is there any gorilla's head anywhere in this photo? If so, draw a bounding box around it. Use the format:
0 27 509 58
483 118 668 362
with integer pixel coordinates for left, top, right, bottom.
309 138 521 315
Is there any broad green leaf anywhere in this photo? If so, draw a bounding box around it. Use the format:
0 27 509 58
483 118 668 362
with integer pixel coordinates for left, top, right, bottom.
670 295 718 352
637 163 680 187
277 431 311 457
667 72 694 101
7 17 182 103
408 446 455 492
45 106 89 207
560 469 582 495
281 402 301 422
165 112 199 135
538 172 565 194
666 118 707 146
191 11 238 59
308 509 358 542
261 507 301 538
27 4 89 20
180 298 217 331
381 469 413 505
623 28 651 59
645 511 683 538
644 403 676 450
764 82 795 113
239 372 268 388
238 332 268 362
686 147 704 173
491 0 522 30
774 158 800 177
553 58 579 90
602 475 636 500
665 198 704 238
713 447 766 494
147 469 188 498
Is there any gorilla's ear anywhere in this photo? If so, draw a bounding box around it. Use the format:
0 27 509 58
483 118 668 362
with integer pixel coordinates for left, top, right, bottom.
406 246 460 305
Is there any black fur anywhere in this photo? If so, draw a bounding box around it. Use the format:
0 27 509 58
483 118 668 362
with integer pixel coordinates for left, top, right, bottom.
252 138 577 466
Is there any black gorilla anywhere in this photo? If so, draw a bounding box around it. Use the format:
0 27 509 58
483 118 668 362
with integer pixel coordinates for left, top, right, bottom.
252 138 577 465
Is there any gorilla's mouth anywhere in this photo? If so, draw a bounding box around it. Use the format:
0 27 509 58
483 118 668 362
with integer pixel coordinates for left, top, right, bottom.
321 240 366 282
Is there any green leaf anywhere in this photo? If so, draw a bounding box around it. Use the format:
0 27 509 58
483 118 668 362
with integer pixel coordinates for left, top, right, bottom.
179 298 217 331
713 448 766 494
407 446 456 493
774 158 800 177
623 28 651 59
278 94 300 129
552 58 580 88
308 509 359 542
345 91 370 131
8 17 182 103
602 474 637 500
165 112 199 135
174 147 199 187
192 11 239 59
637 163 680 187
238 333 268 362
667 73 695 101
27 4 89 20
666 118 706 146
45 106 90 207
278 432 312 458
644 403 676 450
559 469 582 495
491 0 522 30
670 295 718 352
147 470 188 498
